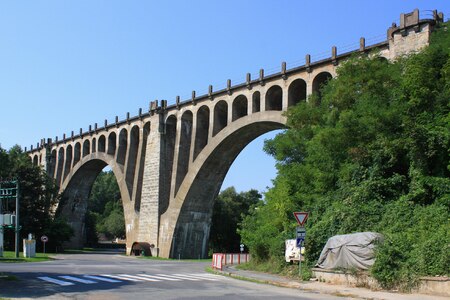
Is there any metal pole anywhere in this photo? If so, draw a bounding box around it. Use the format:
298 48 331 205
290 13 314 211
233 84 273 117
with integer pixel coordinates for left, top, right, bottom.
15 181 19 258
0 182 3 257
299 250 302 278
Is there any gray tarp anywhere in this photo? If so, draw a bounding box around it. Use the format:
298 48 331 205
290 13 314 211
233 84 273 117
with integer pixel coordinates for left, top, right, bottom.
315 232 383 270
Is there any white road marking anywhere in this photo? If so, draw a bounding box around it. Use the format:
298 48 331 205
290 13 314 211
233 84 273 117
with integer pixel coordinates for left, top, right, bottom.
37 276 74 286
183 273 220 281
156 273 200 281
139 274 182 281
83 275 122 283
100 274 143 282
59 275 97 284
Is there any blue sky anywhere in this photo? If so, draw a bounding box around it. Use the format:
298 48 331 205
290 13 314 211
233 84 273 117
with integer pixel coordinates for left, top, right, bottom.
0 1 448 193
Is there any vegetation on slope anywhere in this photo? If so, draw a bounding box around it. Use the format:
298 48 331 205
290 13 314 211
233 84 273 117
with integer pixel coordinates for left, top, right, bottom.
239 22 449 289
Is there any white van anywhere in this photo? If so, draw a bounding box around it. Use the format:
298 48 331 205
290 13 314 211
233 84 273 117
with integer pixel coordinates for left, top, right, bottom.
285 239 305 263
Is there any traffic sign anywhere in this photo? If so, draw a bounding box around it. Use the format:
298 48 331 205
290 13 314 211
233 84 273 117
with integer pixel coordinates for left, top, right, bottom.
296 227 306 239
41 235 48 243
296 237 304 248
293 212 309 226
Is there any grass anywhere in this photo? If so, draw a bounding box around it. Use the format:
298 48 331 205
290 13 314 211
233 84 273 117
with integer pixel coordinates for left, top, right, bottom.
0 251 53 263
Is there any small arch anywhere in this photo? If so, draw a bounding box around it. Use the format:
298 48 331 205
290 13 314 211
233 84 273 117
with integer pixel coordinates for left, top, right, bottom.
175 111 193 194
194 105 210 160
130 242 152 256
312 71 332 98
135 122 151 212
48 150 57 177
56 147 64 186
91 138 97 153
107 132 117 155
213 100 228 136
82 140 90 157
288 79 307 107
117 129 128 165
33 155 38 166
265 85 282 111
98 135 106 152
64 145 73 180
232 95 248 121
73 143 81 165
126 126 140 196
252 91 261 113
161 116 177 214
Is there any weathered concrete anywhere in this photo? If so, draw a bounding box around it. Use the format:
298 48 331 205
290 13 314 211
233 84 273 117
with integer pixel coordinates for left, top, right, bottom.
27 10 444 258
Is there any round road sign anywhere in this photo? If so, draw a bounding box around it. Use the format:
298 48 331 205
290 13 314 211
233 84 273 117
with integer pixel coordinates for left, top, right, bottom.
41 235 48 243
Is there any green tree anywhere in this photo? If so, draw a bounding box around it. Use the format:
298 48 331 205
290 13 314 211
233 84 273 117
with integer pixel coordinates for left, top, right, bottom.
86 171 124 242
209 187 261 253
239 22 449 288
0 145 73 251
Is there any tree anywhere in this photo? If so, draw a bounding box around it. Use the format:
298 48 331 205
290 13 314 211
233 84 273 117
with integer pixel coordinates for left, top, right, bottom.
209 187 261 253
0 145 73 252
86 171 124 242
239 22 449 288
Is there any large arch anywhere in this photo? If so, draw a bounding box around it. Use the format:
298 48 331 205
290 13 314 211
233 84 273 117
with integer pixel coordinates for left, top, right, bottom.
57 153 131 249
160 111 287 258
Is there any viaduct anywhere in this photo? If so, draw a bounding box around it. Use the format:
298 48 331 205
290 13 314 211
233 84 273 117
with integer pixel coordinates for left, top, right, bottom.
27 10 444 258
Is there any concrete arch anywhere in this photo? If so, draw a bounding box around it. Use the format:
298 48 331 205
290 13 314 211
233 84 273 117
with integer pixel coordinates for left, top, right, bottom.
232 95 248 121
175 111 193 195
288 79 307 107
82 140 90 157
265 85 282 111
91 138 97 153
107 132 116 155
213 100 228 136
56 147 64 187
64 145 73 181
160 111 287 258
117 129 128 165
98 135 106 152
126 126 140 197
252 91 261 113
58 152 133 249
312 71 333 98
193 105 209 160
161 115 177 215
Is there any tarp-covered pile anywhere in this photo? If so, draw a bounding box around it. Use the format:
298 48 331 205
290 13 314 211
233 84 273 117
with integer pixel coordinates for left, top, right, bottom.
315 232 383 270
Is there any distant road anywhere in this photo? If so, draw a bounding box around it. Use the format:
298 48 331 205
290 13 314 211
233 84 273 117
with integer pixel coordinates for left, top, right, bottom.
0 252 342 299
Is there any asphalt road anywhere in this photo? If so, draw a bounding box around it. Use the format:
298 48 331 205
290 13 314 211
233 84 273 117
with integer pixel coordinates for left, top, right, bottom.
0 251 344 299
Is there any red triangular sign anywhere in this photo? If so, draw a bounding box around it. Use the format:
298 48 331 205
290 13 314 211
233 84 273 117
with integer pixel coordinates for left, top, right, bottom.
293 212 309 226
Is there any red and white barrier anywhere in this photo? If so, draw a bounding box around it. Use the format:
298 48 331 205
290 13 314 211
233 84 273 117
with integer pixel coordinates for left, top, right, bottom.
212 253 224 270
212 253 250 270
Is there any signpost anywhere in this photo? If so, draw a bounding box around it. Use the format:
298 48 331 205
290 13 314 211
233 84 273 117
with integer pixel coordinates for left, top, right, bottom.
41 235 49 254
0 180 20 258
293 212 309 277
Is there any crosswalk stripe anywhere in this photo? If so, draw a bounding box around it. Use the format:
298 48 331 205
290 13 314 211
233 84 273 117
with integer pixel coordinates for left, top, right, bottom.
100 274 143 282
59 275 97 284
134 274 164 281
156 273 200 281
37 276 74 286
83 275 122 283
182 273 220 281
125 274 161 282
138 274 181 281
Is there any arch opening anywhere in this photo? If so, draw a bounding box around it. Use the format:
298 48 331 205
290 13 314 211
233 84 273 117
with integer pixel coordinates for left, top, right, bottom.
213 100 228 136
265 85 282 111
170 121 285 259
193 106 210 160
175 111 193 195
288 79 307 107
232 95 248 121
312 71 332 99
